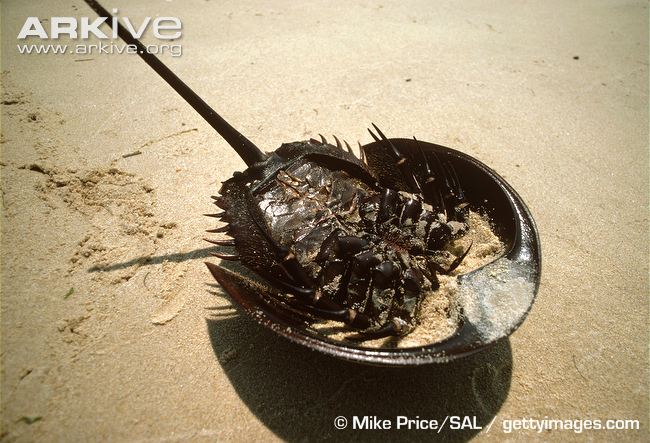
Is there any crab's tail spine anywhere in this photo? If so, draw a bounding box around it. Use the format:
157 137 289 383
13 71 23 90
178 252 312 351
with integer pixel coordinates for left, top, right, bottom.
83 0 267 167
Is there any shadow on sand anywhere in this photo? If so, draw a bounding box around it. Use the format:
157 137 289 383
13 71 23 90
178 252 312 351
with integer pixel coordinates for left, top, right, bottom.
207 314 512 442
86 247 217 273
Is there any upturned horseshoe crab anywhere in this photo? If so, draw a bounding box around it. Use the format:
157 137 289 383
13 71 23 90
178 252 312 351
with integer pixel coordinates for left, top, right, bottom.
84 0 541 365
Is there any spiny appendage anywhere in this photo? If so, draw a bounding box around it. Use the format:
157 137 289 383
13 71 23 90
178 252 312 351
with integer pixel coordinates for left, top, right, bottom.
204 196 240 260
365 124 470 250
367 124 469 222
310 133 364 163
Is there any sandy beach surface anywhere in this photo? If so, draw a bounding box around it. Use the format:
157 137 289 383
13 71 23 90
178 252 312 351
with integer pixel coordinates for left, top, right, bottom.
1 0 648 441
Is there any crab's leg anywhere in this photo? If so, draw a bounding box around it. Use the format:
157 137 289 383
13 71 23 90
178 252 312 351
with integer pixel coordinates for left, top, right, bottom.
395 267 424 322
424 220 453 250
352 260 400 331
400 198 422 225
376 188 402 225
357 265 425 340
335 241 379 310
316 233 371 304
419 259 441 291
378 189 427 228
352 320 402 340
346 252 380 308
426 241 473 275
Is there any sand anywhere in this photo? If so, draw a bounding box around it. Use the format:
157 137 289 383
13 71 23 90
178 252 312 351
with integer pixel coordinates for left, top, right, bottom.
1 0 648 442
